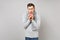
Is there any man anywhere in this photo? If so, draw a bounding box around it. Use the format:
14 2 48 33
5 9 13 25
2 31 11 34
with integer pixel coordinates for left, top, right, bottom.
23 3 41 40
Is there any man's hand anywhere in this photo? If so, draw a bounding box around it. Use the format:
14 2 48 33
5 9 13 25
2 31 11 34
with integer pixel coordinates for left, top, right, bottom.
28 13 34 21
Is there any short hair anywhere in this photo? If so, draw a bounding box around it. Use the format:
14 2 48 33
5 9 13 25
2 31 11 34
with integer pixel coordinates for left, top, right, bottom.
27 3 35 8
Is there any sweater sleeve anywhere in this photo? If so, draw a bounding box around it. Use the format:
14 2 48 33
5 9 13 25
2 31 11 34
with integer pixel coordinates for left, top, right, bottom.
32 13 41 31
23 13 31 30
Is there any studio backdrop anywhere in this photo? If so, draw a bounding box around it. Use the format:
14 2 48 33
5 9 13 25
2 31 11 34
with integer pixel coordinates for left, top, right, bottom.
0 0 60 40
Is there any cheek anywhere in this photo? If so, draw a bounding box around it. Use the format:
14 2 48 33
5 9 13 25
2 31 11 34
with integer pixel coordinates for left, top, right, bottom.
31 9 34 12
28 10 30 12
33 9 35 11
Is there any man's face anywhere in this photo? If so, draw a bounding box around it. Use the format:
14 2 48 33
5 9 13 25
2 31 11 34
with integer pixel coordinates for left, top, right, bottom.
27 6 35 14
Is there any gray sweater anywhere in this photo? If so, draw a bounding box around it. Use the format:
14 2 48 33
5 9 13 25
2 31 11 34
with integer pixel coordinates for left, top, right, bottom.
23 11 41 38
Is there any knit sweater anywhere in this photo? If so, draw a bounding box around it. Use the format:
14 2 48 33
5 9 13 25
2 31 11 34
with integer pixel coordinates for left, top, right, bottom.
23 11 41 38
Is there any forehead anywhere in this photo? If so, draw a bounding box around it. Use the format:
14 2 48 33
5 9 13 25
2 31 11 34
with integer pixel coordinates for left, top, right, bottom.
28 6 34 9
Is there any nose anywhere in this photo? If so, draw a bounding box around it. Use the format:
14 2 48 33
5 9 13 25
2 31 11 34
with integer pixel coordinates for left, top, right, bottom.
30 11 32 13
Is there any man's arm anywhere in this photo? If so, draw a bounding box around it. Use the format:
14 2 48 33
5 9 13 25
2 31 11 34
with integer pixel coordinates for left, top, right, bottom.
32 13 41 31
23 13 31 30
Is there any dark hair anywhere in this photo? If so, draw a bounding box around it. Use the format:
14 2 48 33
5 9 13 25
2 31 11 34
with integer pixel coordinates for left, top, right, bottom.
27 3 35 8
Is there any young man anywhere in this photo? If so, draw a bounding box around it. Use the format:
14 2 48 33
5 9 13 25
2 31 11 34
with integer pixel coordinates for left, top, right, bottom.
23 3 41 40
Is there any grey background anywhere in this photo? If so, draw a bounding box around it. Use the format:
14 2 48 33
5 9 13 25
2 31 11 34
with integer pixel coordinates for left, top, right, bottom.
0 0 60 40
